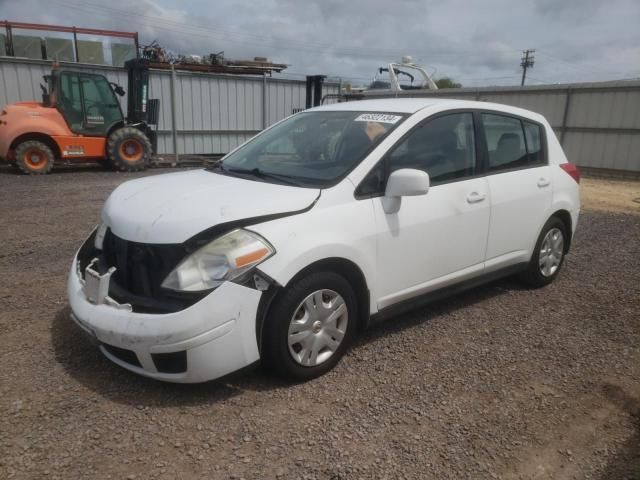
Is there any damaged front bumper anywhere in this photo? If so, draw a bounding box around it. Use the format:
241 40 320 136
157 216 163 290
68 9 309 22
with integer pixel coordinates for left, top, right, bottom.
67 252 263 383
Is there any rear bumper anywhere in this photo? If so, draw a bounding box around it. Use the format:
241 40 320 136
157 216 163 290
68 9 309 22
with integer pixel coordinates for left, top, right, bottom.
67 255 263 383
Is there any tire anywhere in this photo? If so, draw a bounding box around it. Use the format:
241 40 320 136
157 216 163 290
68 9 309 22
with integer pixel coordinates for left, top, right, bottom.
14 140 54 175
262 271 358 381
520 216 568 288
96 158 111 169
106 127 151 172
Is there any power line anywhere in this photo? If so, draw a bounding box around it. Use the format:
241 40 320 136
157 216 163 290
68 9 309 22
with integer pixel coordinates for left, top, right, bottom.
536 50 638 78
524 76 553 84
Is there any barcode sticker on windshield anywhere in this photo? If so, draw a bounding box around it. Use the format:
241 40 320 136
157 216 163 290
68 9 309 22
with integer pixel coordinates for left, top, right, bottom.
354 113 402 124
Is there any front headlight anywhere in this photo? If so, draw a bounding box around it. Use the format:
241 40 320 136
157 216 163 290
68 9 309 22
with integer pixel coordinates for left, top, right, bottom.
161 229 275 292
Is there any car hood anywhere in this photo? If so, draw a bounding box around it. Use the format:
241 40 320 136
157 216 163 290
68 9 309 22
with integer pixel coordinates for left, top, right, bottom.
102 169 319 244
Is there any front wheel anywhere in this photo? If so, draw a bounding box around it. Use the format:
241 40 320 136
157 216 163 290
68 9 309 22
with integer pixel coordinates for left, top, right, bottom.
262 271 357 381
521 216 568 287
106 127 151 172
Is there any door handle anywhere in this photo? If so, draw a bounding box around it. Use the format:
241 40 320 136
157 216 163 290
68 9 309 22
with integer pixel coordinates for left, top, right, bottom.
537 178 551 188
466 192 486 204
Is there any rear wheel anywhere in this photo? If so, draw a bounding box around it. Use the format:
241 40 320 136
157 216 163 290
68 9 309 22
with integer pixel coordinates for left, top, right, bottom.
521 216 567 287
14 140 54 175
262 271 357 381
106 127 151 172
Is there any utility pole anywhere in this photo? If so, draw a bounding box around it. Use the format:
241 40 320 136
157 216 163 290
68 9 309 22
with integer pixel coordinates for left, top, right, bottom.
520 49 535 86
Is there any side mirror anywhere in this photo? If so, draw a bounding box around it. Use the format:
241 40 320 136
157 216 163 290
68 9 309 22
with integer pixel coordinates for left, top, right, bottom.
40 84 50 107
110 82 126 97
382 168 430 214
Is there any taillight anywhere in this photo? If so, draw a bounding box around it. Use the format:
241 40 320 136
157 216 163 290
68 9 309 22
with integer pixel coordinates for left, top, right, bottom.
559 162 580 183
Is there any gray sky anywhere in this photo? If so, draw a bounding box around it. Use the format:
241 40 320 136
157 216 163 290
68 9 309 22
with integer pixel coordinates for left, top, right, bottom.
2 0 639 86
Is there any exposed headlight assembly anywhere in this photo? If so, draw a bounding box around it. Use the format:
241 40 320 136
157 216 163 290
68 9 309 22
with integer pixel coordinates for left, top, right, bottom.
161 229 275 292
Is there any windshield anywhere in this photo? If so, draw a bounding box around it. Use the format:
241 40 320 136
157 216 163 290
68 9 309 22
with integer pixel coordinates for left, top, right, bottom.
214 111 406 187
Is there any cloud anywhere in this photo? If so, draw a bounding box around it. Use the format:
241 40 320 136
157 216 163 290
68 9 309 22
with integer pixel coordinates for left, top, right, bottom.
2 0 639 86
534 0 602 19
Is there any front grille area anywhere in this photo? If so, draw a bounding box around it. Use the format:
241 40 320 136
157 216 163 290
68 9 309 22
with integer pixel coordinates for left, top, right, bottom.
102 343 142 368
152 351 187 374
78 228 208 313
102 229 186 298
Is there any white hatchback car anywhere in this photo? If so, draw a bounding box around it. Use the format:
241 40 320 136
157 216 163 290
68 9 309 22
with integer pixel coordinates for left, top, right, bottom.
68 98 580 383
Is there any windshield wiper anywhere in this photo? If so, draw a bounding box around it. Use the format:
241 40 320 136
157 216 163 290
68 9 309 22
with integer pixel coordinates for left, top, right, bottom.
222 167 304 186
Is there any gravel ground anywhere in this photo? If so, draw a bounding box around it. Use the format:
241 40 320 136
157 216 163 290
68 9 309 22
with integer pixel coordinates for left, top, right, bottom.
0 166 639 480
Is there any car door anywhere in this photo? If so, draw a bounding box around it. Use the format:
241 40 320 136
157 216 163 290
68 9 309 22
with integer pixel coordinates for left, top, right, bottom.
480 113 552 271
360 112 491 309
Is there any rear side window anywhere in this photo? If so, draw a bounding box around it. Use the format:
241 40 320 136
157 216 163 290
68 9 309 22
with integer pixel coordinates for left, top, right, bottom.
523 121 545 165
482 113 546 172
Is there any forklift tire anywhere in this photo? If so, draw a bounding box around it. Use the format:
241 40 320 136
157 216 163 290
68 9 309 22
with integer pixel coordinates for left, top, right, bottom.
96 158 111 169
107 127 151 172
14 140 55 175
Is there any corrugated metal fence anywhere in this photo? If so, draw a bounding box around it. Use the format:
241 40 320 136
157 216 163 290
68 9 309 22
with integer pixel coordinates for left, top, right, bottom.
0 57 340 155
359 81 640 173
3 57 638 172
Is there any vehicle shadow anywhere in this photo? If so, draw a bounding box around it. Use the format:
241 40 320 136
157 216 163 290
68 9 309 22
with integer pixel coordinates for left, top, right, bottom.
51 276 528 406
355 276 528 346
50 307 288 407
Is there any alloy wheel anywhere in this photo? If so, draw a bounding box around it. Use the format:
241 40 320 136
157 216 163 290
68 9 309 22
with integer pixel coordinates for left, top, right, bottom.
539 227 564 277
287 289 349 367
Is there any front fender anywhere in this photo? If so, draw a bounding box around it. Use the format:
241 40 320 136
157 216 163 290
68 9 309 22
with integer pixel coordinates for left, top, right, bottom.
250 197 379 313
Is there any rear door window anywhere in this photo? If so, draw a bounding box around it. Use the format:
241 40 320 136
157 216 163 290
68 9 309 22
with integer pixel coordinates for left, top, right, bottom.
482 114 528 172
482 113 547 172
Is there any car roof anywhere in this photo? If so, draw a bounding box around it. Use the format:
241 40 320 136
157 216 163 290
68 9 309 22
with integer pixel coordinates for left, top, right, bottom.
309 97 545 122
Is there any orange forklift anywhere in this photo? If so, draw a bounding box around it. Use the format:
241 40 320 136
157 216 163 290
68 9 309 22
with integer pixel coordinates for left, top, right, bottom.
0 59 158 174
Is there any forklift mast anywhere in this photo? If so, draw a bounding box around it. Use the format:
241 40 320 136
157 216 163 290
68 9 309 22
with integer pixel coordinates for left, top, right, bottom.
305 75 326 109
124 58 158 125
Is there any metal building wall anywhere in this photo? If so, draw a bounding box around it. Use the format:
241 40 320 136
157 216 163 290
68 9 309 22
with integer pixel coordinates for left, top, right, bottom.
4 57 636 172
361 81 640 172
0 58 340 155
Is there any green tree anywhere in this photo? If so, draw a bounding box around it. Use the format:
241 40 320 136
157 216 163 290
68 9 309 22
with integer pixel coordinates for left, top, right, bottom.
435 77 462 89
